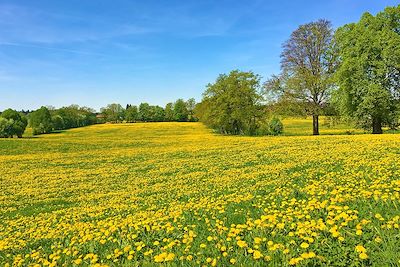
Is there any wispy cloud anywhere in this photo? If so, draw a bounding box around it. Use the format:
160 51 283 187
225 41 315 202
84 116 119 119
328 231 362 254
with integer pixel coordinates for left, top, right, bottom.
0 42 108 56
0 3 155 45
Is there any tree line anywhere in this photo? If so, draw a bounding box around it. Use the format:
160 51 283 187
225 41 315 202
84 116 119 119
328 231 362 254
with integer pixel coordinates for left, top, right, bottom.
196 5 400 135
0 98 197 137
0 105 98 137
100 98 197 123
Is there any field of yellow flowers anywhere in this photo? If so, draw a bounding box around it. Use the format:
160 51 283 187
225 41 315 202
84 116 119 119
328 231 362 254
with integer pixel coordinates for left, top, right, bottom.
0 122 399 266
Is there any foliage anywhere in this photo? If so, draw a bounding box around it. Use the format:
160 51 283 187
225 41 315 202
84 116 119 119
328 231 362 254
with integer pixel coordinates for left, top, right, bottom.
0 117 14 138
29 106 53 135
0 109 28 138
173 99 189 122
186 98 197 121
125 105 138 122
265 19 338 135
164 103 174 121
334 6 400 134
0 123 399 266
53 105 97 130
101 103 125 123
268 117 284 135
197 70 263 135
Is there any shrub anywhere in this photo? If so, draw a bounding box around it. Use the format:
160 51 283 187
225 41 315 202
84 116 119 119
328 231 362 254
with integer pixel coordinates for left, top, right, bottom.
0 117 13 138
268 117 284 135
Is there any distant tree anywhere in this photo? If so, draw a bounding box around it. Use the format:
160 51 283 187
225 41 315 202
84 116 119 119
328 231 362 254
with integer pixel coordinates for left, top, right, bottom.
186 98 197 121
54 105 96 128
125 105 138 122
334 6 400 133
174 99 189 122
165 103 175 121
30 106 53 135
1 109 28 137
52 115 65 130
152 106 165 122
266 19 337 135
138 103 151 122
101 103 125 123
0 117 13 138
197 70 263 135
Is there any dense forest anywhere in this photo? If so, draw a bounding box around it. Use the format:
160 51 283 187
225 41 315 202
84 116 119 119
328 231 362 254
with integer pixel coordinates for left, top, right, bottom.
1 5 399 137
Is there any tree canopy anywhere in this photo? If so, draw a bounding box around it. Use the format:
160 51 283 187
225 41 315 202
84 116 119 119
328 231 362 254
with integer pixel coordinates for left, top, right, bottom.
334 6 400 133
30 106 53 135
0 109 28 138
265 19 337 135
197 70 263 135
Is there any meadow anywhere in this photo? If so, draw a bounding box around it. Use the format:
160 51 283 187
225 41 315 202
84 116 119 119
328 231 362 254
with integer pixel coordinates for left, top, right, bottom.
0 121 399 266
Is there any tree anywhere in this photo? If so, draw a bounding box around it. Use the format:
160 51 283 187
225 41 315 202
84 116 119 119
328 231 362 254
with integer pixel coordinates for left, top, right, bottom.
138 103 151 122
165 103 174 121
197 70 263 135
1 109 28 137
174 99 189 122
30 106 53 135
266 19 337 135
52 115 65 130
0 117 13 138
152 106 165 122
54 105 96 128
101 103 125 123
335 6 400 133
125 105 138 122
186 98 197 121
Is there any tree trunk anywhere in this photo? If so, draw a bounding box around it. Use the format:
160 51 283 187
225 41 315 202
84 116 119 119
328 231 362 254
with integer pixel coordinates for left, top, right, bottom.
372 117 383 134
312 115 319 135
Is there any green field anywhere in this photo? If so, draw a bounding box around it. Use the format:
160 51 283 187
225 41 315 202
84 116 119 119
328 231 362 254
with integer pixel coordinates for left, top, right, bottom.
1 122 399 266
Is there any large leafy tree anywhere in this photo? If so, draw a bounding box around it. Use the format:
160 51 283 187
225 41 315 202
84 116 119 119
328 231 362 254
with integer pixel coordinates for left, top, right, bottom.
30 106 53 135
0 117 13 138
197 70 262 135
0 109 28 138
335 6 400 133
266 19 337 135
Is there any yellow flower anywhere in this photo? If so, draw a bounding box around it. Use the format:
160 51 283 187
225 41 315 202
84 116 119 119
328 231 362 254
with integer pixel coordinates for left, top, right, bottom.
359 252 368 260
254 237 262 244
253 250 262 260
300 242 309 249
355 245 366 253
165 253 175 261
237 240 247 248
230 258 236 264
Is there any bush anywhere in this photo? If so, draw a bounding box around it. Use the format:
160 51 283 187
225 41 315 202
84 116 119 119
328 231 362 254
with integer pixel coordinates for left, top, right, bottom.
268 117 284 135
30 107 53 135
0 109 28 138
0 117 13 138
255 117 284 136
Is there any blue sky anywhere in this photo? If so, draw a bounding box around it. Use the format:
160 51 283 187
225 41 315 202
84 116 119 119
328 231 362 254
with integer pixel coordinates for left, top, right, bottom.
0 0 398 111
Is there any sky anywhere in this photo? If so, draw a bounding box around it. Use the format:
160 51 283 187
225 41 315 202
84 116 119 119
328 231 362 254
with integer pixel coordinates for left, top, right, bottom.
0 0 398 111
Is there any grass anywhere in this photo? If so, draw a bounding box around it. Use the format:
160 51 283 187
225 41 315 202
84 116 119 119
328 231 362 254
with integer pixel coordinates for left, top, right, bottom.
0 122 399 266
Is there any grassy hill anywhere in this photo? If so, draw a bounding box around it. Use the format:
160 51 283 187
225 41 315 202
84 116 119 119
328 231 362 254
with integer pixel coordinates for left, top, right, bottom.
1 123 399 266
